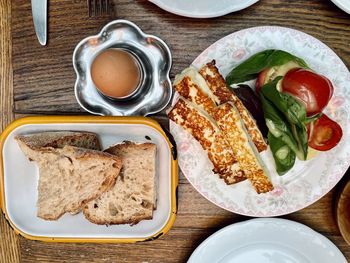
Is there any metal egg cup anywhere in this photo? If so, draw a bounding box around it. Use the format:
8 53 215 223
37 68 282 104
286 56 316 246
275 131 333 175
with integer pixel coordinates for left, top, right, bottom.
73 20 172 116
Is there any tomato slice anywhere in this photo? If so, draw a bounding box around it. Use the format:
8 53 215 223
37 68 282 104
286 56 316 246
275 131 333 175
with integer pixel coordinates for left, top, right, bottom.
255 68 269 93
282 69 334 116
308 114 342 151
255 61 301 93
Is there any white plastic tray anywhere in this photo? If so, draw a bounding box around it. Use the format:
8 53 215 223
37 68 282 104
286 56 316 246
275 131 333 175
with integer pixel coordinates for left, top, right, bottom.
0 116 177 242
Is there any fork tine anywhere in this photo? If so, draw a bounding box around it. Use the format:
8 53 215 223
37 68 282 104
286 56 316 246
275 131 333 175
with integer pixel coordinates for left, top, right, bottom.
88 0 111 17
106 0 111 15
100 0 104 14
99 0 103 14
87 0 91 17
94 0 98 16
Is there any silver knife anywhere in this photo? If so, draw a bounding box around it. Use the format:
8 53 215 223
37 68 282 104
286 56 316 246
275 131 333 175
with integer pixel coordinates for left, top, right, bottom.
31 0 47 46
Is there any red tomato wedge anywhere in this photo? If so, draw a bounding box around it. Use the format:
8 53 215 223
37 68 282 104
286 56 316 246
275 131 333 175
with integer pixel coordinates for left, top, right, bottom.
282 69 334 116
255 61 301 93
255 68 269 93
308 114 342 151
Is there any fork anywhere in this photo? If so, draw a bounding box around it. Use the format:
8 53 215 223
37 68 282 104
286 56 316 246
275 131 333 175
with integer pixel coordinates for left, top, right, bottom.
87 0 112 17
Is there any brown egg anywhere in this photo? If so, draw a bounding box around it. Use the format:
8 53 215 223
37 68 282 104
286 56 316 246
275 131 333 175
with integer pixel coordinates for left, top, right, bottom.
91 49 141 99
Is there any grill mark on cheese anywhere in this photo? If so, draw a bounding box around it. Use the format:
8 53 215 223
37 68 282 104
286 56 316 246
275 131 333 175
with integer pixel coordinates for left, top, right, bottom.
168 98 246 184
174 76 217 114
213 103 273 194
199 60 268 152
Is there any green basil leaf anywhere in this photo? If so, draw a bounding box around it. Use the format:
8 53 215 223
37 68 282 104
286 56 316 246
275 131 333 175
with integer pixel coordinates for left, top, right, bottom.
305 113 323 124
260 77 307 125
226 49 309 85
261 77 308 160
260 84 299 155
291 124 308 161
266 50 309 69
226 50 275 84
268 132 296 175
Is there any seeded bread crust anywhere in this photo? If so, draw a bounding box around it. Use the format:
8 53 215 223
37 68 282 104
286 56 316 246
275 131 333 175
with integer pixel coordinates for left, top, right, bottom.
83 141 157 225
16 138 122 221
15 131 101 151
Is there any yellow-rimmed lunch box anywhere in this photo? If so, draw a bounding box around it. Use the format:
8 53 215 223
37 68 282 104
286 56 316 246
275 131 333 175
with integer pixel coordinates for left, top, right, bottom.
0 116 178 243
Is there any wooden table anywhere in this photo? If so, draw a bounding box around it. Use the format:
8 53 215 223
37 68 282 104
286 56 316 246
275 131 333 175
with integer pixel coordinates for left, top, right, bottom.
1 0 350 262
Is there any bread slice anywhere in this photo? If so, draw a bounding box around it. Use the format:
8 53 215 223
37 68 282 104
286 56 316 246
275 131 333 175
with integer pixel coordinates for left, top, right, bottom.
15 131 101 151
16 140 122 220
168 98 246 184
83 142 157 225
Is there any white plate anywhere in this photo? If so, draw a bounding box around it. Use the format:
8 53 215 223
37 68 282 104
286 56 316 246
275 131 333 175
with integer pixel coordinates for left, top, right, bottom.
188 218 347 263
1 118 175 241
170 26 350 216
331 0 350 14
149 0 259 18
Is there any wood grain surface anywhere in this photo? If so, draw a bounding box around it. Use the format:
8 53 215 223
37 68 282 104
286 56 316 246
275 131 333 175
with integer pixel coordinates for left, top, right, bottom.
0 1 21 263
0 0 349 262
12 0 350 114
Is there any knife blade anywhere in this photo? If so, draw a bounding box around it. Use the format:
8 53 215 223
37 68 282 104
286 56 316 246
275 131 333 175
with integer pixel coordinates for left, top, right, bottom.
31 0 47 46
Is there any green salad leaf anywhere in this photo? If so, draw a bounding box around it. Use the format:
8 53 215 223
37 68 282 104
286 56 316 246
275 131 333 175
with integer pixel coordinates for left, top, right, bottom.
291 124 308 161
260 78 308 160
261 84 307 125
259 83 299 155
226 49 309 85
305 113 323 124
261 78 308 160
268 132 296 175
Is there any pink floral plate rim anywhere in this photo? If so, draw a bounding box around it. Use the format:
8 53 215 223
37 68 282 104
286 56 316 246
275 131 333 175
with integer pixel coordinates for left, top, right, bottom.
173 26 350 217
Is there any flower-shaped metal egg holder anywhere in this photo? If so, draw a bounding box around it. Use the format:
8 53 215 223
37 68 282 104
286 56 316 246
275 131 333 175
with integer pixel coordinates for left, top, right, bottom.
73 20 172 116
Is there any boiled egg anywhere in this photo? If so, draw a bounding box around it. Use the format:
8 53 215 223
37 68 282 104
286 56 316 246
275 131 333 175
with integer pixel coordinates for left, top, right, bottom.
91 49 141 99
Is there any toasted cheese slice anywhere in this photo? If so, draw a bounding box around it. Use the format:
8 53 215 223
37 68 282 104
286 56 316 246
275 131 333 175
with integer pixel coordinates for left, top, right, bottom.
174 67 217 114
199 60 268 152
168 98 246 184
213 103 273 194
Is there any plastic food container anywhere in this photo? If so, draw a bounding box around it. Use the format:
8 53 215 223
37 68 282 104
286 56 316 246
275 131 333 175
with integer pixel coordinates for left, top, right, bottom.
0 116 178 242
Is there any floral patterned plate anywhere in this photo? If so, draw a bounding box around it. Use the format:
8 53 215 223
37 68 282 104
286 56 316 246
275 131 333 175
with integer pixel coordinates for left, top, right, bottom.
169 26 350 217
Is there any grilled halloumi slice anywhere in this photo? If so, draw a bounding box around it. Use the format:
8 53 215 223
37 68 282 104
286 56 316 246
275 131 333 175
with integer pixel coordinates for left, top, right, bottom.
213 103 273 194
199 60 268 153
174 67 217 115
168 98 246 184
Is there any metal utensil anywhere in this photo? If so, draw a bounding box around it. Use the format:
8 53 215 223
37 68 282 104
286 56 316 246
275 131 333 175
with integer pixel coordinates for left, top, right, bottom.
31 0 47 45
87 0 112 17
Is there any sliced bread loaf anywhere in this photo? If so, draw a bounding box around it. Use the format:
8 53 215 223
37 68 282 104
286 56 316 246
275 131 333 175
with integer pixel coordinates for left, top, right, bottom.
16 140 122 220
83 142 157 225
15 131 101 151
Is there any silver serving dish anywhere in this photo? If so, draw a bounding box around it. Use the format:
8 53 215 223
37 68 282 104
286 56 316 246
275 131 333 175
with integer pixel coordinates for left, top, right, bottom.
73 20 172 116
